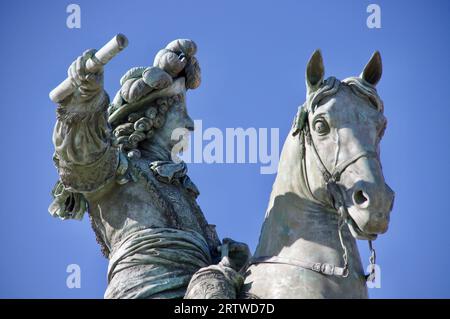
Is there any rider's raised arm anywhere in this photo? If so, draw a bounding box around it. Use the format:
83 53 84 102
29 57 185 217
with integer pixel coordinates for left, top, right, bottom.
52 49 118 193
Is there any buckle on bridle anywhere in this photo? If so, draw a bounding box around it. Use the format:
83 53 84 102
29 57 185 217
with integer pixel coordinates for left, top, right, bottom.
312 263 336 276
320 263 335 275
323 171 332 182
312 263 322 273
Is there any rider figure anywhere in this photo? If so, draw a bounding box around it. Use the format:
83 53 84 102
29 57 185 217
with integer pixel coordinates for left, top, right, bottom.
49 39 249 299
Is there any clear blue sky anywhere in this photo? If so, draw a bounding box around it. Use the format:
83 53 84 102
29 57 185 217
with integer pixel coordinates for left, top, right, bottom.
0 0 449 298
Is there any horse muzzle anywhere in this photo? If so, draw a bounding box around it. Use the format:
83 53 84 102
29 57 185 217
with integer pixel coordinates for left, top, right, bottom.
346 182 395 238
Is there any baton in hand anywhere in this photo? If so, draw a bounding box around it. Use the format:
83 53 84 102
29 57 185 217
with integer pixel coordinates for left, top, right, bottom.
49 34 128 103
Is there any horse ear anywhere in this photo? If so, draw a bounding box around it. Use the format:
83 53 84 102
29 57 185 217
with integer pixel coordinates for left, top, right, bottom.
306 49 324 95
360 51 382 86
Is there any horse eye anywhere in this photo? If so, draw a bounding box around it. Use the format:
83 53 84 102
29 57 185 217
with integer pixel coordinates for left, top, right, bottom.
313 119 330 135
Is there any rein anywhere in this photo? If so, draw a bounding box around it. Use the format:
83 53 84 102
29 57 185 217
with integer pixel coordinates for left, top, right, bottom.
248 105 378 283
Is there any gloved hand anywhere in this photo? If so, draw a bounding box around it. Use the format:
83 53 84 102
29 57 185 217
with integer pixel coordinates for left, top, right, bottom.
218 238 251 272
66 49 104 104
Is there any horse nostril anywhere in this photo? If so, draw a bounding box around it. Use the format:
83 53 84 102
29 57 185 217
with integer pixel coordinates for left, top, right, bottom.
353 190 369 208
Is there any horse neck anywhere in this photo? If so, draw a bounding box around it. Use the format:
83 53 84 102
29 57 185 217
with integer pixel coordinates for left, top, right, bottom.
254 133 362 271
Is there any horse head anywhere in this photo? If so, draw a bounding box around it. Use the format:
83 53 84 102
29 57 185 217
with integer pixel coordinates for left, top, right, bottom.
294 50 395 240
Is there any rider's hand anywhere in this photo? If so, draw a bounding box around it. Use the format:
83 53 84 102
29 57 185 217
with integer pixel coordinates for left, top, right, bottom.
66 49 104 103
219 238 251 272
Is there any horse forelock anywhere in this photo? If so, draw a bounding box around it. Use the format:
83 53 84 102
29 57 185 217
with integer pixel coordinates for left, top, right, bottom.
307 76 383 114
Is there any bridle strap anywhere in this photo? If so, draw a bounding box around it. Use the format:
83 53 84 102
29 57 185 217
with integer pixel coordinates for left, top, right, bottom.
251 112 379 281
332 151 378 181
306 122 379 283
251 113 378 282
307 123 378 186
249 255 348 277
366 240 377 282
250 127 351 279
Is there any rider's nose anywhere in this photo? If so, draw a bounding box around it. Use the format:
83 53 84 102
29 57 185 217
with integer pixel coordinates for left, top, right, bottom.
185 117 195 131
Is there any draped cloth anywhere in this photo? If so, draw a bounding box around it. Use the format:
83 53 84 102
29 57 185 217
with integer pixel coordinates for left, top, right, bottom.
104 227 212 299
